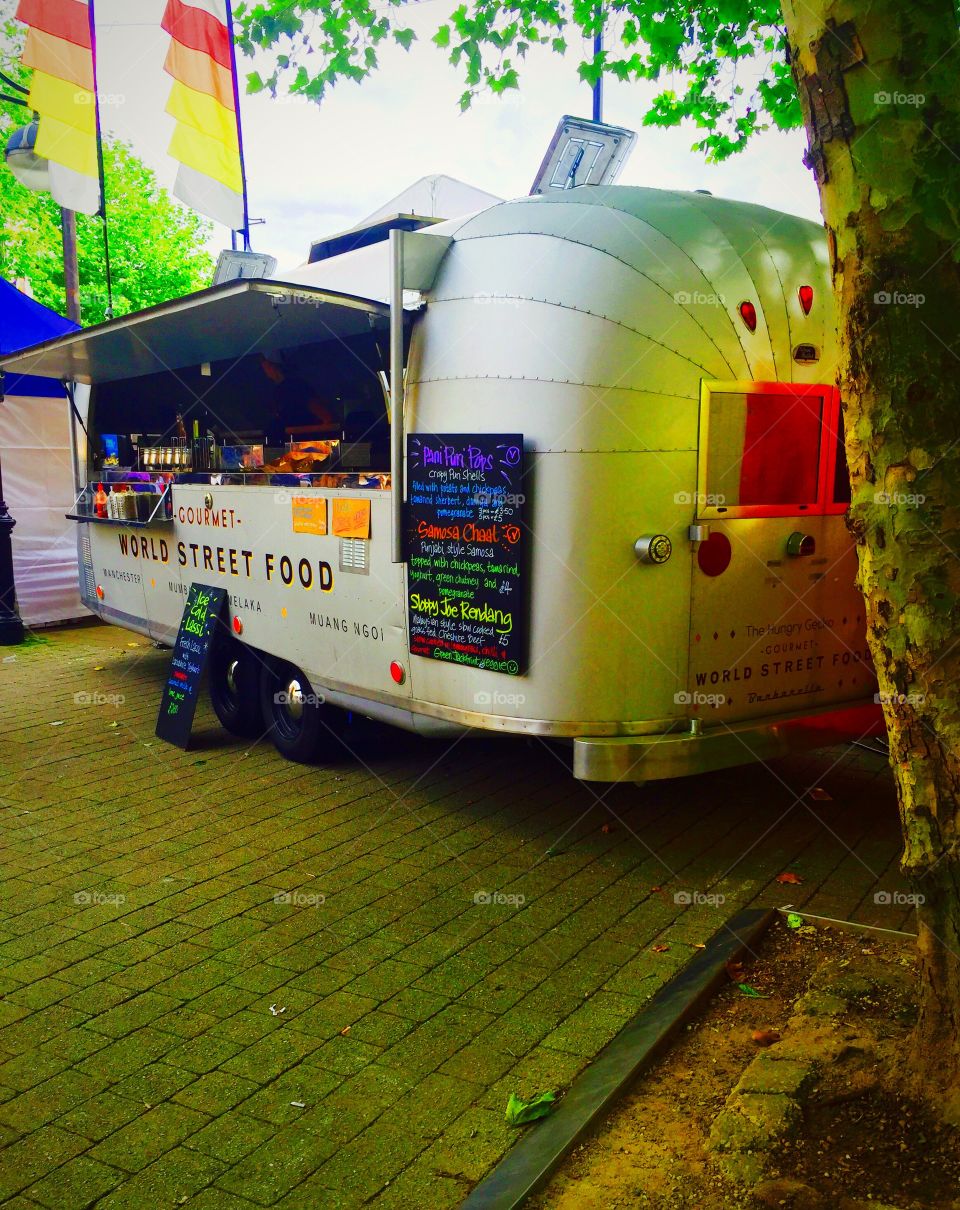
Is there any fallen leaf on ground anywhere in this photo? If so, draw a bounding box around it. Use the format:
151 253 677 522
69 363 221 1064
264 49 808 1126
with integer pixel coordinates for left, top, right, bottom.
651 886 662 893
751 1029 781 1046
340 1026 351 1036
738 983 768 998
107 722 119 729
726 959 747 982
810 787 833 800
652 944 670 953
776 872 804 885
786 912 805 929
93 665 104 671
50 720 64 727
693 943 706 949
601 824 614 834
505 1090 556 1127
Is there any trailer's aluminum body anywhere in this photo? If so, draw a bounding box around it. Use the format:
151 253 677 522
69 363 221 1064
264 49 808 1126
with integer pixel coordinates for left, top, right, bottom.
2 186 878 780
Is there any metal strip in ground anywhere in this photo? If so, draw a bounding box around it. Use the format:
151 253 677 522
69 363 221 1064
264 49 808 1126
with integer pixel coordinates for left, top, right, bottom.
775 906 917 939
460 906 775 1210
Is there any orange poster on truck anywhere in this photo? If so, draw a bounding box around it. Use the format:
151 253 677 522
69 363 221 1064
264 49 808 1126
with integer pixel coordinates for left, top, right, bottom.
291 496 327 535
331 497 371 539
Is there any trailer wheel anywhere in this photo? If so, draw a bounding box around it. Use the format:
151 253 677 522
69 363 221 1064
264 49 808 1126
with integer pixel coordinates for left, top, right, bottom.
259 658 346 763
209 639 263 738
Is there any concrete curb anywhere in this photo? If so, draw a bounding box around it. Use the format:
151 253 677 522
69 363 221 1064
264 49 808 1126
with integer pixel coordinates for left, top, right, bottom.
461 906 776 1210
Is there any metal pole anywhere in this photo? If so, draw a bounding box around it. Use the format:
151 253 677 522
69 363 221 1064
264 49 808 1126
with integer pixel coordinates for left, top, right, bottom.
592 25 603 123
0 447 24 646
61 208 81 324
225 0 251 250
390 229 405 564
88 1 113 319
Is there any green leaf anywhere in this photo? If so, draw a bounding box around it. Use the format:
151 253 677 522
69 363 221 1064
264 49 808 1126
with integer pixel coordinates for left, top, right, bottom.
393 27 416 50
505 1090 556 1126
433 24 451 48
786 912 804 929
737 983 768 998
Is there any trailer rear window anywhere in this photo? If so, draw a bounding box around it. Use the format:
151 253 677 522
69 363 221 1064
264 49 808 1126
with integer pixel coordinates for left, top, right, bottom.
697 382 844 518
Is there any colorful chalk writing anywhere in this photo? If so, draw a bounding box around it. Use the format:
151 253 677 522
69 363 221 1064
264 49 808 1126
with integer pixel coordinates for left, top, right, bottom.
406 433 526 675
332 497 371 539
155 582 227 749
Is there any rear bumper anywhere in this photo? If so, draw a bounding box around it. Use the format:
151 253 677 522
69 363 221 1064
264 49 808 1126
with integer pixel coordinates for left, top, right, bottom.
573 701 885 783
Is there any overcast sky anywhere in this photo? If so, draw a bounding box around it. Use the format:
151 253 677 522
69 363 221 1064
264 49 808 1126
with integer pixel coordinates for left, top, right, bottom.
88 0 821 272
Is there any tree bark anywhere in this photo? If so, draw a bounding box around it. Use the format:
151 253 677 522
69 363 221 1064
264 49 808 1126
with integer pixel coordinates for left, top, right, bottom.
780 0 960 1107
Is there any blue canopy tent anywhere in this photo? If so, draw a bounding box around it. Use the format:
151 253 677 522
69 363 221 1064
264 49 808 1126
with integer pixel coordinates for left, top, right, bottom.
0 279 87 626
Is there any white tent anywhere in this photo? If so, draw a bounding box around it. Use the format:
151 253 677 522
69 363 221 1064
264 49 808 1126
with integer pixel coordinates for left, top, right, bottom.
357 174 502 225
0 279 88 627
287 175 502 302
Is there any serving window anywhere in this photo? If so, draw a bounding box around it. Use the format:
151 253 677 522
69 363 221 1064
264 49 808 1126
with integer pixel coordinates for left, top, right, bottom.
87 328 392 484
696 381 846 519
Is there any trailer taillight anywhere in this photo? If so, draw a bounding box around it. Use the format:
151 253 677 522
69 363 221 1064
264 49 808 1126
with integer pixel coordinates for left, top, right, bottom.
738 301 757 333
798 285 814 315
232 616 243 635
389 661 405 685
96 585 104 600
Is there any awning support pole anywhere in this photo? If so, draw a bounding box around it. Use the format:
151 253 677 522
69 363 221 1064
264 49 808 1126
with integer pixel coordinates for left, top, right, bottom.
390 230 405 564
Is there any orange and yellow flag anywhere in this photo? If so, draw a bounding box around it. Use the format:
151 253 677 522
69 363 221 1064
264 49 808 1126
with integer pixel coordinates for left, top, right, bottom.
15 0 102 215
161 0 246 232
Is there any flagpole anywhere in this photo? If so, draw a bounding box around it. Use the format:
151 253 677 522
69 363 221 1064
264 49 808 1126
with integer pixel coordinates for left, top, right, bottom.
225 0 251 250
87 0 114 319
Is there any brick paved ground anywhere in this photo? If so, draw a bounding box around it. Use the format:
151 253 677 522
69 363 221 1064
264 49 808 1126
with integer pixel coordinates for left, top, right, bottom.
0 623 909 1208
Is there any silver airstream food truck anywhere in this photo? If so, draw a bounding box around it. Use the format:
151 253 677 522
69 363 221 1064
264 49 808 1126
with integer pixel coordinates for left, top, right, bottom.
1 183 878 781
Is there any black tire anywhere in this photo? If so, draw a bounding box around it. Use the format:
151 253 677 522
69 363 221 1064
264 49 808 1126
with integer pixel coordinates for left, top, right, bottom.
258 657 346 763
209 639 263 738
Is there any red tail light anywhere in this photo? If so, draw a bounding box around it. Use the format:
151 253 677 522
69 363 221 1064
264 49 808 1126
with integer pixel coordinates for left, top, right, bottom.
738 301 757 332
798 285 814 315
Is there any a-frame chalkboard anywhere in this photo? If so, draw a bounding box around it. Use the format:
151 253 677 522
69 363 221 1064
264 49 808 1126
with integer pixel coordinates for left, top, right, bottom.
155 583 228 749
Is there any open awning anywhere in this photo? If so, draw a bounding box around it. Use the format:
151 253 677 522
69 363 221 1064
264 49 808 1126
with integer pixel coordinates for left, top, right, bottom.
0 280 390 386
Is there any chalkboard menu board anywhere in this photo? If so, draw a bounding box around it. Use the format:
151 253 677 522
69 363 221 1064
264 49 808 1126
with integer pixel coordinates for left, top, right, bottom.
407 433 526 675
155 583 227 748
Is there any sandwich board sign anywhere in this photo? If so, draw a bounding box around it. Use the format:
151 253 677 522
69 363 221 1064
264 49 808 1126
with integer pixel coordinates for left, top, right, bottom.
156 583 227 749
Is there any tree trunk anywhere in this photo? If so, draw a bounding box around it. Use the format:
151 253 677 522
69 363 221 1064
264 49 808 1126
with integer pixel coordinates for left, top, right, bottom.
780 0 960 1107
